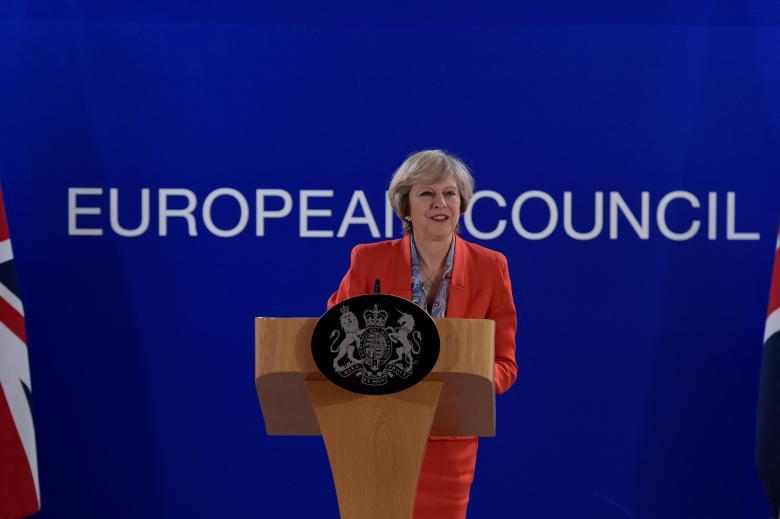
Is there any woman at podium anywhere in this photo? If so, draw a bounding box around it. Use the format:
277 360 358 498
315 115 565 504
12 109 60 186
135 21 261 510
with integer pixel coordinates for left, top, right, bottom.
327 149 518 518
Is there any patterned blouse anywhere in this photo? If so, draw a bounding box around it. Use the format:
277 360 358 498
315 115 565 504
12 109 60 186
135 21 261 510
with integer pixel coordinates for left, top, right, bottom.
410 233 456 318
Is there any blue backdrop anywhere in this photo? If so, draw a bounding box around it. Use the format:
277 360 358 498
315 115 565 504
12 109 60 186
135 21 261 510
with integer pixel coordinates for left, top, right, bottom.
2 1 779 517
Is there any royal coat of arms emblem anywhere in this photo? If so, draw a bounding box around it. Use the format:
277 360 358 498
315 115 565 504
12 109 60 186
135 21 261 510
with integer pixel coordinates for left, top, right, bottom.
312 294 439 395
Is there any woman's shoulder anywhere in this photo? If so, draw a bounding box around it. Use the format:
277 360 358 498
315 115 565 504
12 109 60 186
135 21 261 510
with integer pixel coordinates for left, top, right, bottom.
458 236 508 265
351 237 406 259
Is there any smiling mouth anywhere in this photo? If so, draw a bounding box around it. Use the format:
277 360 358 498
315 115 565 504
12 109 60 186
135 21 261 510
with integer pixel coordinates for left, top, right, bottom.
429 215 449 222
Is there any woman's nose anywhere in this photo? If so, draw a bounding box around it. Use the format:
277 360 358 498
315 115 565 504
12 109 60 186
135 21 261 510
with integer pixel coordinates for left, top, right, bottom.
432 194 447 208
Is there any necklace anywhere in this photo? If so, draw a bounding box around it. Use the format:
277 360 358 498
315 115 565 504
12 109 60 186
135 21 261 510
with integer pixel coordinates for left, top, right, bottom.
420 262 439 294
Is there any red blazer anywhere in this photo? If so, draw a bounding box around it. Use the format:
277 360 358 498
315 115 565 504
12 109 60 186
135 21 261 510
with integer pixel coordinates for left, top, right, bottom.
327 233 518 394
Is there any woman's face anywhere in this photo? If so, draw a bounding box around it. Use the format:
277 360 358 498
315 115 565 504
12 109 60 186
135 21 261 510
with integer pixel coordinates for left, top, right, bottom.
408 177 461 243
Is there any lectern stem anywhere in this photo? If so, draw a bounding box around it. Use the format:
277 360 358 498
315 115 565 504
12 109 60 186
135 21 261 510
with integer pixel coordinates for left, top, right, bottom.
305 380 443 519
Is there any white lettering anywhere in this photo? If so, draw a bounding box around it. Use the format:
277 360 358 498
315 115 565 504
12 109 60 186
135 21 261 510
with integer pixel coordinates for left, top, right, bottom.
708 192 717 240
384 191 394 238
656 191 701 241
110 188 150 237
563 191 603 240
159 189 198 236
464 190 507 240
726 192 760 240
609 192 649 239
65 187 761 242
202 188 249 238
337 190 380 238
255 189 292 237
300 190 333 238
68 188 103 236
511 190 558 240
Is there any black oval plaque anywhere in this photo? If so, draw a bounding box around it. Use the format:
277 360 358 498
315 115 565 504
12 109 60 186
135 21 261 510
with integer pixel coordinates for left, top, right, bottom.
311 294 440 395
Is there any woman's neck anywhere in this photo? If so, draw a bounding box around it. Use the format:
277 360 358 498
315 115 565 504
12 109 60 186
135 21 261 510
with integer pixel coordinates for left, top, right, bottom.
414 233 453 274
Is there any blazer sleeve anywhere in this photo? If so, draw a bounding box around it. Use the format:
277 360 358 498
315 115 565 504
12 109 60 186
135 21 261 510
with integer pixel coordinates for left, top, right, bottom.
327 244 368 309
487 252 518 394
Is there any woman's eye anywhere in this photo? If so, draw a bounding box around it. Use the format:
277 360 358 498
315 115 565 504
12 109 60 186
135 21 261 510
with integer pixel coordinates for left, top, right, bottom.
420 191 433 196
446 191 457 197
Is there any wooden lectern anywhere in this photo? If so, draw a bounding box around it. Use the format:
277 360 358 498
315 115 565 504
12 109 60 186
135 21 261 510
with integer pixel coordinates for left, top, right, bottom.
255 317 495 519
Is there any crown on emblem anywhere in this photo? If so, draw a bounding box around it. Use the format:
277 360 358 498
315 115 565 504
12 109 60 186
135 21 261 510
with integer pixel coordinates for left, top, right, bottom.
363 304 388 327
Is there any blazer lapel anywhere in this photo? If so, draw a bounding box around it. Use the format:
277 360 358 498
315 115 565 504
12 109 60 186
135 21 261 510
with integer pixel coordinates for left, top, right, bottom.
445 235 470 318
387 234 412 300
385 233 471 315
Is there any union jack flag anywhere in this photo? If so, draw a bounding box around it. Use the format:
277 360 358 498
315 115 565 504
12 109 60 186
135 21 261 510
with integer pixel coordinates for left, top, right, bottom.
0 187 39 518
758 224 780 518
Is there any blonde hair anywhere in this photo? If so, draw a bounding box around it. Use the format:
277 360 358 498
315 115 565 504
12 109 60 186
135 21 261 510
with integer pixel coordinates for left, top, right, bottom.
388 150 475 234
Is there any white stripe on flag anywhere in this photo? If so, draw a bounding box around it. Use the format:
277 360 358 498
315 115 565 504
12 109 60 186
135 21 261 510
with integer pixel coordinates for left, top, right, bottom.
0 239 13 264
0 281 24 317
766 308 780 344
0 321 39 505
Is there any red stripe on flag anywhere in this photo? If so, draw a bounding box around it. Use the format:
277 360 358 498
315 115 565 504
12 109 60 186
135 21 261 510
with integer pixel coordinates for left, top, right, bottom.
0 187 9 242
770 235 780 318
0 384 39 517
0 295 25 344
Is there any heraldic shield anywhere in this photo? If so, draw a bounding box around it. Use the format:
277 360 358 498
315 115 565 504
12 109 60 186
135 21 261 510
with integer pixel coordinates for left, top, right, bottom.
312 294 440 395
